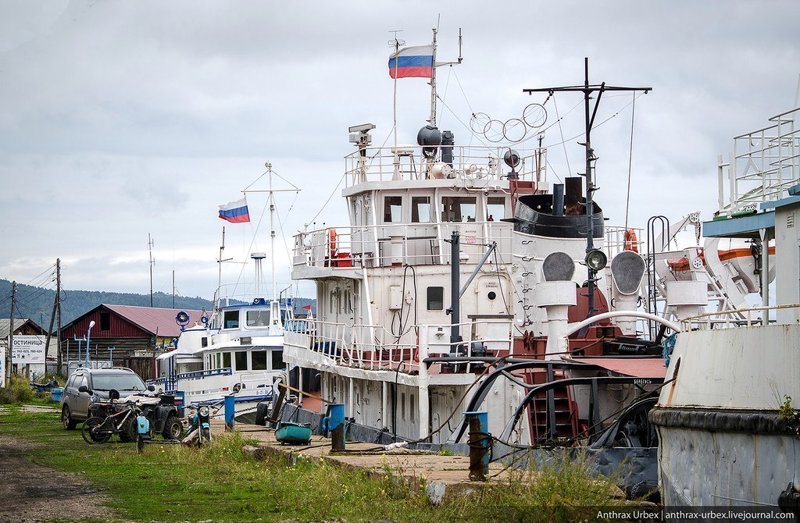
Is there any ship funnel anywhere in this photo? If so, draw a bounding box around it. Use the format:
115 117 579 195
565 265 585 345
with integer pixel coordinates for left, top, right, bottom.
553 184 565 216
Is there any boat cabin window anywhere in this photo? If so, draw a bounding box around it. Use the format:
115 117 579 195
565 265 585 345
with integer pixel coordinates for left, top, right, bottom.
246 309 270 327
234 351 247 371
411 196 432 223
215 353 222 369
252 351 267 370
201 337 208 348
222 352 231 369
487 196 506 221
441 196 477 222
223 310 239 329
383 196 402 223
271 350 284 370
427 286 444 310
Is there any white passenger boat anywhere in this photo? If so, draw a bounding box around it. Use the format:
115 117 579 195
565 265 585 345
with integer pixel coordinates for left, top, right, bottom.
151 165 299 409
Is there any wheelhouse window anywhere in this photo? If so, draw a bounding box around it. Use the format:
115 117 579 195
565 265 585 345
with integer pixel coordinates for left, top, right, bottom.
441 196 477 222
234 351 247 371
271 350 284 370
252 351 267 371
411 196 432 223
383 196 402 223
246 309 270 327
222 352 231 369
427 286 444 310
223 310 239 329
487 196 506 221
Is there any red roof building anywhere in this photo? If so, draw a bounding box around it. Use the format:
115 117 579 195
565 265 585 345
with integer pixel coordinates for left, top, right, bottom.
61 304 205 379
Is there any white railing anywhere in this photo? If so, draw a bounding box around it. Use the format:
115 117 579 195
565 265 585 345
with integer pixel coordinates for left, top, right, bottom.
292 221 514 270
287 317 513 375
605 225 644 258
681 304 800 331
718 107 800 214
344 144 544 187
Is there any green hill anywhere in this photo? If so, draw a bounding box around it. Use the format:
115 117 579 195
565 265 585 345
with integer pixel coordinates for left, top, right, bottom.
0 279 315 330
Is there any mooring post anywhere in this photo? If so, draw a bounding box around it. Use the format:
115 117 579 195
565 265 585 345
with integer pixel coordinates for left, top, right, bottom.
465 410 489 481
324 403 346 452
224 395 236 431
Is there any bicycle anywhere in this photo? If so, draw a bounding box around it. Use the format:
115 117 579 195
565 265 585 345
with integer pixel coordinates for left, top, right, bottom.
81 398 141 444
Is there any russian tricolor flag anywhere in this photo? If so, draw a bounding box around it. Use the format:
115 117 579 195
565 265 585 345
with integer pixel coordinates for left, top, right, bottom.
218 198 250 223
388 45 434 79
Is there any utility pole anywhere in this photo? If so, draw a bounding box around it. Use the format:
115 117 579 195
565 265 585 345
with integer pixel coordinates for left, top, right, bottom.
7 281 16 386
172 270 175 309
523 58 650 319
46 260 61 375
56 261 62 375
148 234 155 307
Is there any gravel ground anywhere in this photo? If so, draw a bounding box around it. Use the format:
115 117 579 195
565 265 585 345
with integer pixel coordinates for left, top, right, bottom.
0 434 113 522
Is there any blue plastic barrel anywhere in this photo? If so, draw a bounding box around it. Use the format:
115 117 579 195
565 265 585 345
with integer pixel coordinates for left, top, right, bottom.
50 388 63 402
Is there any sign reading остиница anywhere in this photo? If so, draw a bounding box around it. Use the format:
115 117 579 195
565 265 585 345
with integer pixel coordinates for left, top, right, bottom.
11 335 46 364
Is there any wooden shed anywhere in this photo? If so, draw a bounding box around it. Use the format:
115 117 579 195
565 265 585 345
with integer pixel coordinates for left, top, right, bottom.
60 304 204 379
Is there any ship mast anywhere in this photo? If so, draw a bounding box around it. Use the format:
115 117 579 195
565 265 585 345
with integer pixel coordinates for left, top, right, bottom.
428 27 463 127
523 58 650 319
428 27 438 126
268 162 277 302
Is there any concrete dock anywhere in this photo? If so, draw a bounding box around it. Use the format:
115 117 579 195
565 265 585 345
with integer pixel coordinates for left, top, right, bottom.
216 420 522 505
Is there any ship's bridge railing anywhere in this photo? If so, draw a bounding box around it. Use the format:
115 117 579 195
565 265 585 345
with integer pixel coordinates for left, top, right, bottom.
680 304 800 331
285 317 513 375
344 144 545 187
604 225 645 259
292 220 514 270
718 106 800 215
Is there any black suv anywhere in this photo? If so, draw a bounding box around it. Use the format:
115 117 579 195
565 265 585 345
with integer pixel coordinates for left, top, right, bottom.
60 367 149 429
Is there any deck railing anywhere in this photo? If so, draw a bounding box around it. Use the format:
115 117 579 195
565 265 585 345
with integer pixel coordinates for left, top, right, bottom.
293 221 514 270
287 317 513 375
718 107 800 214
681 304 800 331
344 144 544 187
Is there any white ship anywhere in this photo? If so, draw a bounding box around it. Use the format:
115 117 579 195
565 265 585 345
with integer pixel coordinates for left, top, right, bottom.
280 32 765 464
151 166 299 408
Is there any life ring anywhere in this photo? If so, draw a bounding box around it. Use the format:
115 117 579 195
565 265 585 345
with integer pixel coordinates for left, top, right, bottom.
623 229 638 253
328 229 337 255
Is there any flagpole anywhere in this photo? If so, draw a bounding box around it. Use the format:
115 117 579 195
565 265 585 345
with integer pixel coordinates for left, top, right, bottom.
429 27 438 126
393 38 399 153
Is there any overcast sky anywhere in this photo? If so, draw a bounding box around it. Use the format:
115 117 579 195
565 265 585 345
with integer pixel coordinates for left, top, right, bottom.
1 0 798 301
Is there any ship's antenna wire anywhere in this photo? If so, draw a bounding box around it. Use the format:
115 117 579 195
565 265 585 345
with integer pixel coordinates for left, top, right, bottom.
435 95 493 148
552 96 573 177
306 171 347 226
624 92 637 232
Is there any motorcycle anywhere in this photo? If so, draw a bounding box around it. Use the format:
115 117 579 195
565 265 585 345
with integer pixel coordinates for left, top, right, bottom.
182 405 212 446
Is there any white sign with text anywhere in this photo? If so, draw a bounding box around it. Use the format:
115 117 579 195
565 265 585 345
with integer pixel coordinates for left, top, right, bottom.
11 335 47 364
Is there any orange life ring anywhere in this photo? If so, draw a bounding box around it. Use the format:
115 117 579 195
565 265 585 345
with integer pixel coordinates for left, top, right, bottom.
623 229 638 253
328 229 337 255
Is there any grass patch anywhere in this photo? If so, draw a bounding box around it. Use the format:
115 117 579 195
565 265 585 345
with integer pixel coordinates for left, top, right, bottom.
0 374 62 405
0 409 632 522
